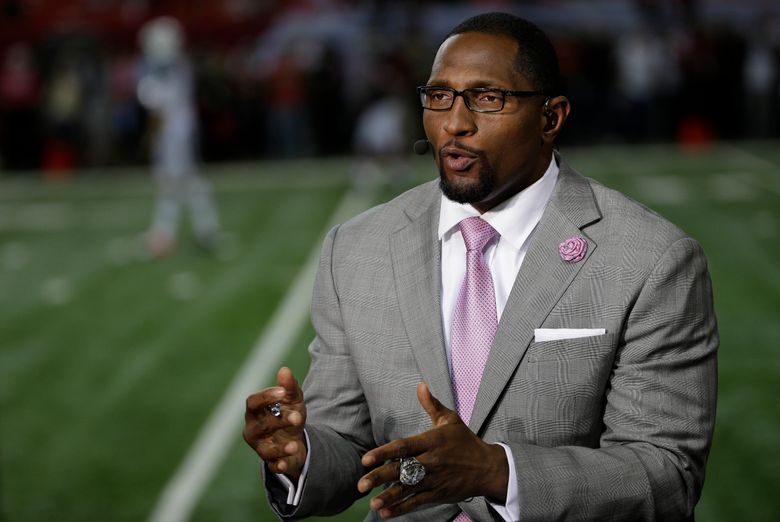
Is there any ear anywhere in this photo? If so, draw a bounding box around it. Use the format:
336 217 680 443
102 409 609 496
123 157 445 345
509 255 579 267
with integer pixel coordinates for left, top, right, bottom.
541 95 570 144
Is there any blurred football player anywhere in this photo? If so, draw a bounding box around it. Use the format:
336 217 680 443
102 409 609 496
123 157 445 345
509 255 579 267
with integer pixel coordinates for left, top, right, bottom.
137 16 220 257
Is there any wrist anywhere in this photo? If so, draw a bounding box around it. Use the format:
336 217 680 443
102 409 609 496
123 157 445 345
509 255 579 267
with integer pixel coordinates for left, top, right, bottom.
483 443 509 503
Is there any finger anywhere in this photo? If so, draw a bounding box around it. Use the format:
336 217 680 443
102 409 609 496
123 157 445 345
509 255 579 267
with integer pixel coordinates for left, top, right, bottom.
255 439 289 461
266 456 294 475
379 489 438 519
244 402 295 431
417 382 459 427
255 436 301 461
244 416 279 445
370 476 432 513
286 408 305 426
368 481 406 512
277 367 304 402
358 460 401 493
266 458 285 474
245 387 286 413
361 433 433 467
244 423 279 457
243 405 304 448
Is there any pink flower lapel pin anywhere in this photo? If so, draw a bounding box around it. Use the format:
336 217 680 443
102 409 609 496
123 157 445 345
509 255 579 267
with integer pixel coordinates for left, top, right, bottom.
559 236 587 263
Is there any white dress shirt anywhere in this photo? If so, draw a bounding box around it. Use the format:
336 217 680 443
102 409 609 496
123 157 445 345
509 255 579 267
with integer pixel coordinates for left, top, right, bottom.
438 156 559 521
274 155 560 519
439 156 559 362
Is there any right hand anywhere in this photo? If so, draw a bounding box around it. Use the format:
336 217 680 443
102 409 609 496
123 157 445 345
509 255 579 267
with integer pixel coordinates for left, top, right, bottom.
243 366 307 480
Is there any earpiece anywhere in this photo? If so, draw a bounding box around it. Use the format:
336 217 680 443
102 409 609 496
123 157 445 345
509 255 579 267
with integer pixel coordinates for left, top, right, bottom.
543 98 556 129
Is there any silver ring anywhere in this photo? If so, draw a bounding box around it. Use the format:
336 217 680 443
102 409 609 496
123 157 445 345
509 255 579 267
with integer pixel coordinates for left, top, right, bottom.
268 402 282 417
398 457 426 486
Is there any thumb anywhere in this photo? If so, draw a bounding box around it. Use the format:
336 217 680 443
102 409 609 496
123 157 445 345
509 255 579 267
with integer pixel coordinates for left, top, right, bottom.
277 366 303 403
417 382 453 426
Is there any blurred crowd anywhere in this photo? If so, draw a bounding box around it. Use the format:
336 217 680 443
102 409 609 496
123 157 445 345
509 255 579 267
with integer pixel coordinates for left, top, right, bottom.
1 0 779 174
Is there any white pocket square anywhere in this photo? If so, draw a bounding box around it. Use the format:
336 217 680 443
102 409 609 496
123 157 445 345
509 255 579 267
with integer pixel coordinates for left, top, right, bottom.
534 328 606 342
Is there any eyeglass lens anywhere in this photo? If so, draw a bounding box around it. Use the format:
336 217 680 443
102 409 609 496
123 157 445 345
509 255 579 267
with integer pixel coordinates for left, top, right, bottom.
421 88 504 112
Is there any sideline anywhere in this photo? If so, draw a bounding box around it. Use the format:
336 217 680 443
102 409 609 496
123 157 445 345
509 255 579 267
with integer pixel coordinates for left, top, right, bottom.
146 187 374 522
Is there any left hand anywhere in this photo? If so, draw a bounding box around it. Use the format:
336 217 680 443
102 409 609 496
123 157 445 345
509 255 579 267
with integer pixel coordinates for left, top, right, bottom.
357 383 509 519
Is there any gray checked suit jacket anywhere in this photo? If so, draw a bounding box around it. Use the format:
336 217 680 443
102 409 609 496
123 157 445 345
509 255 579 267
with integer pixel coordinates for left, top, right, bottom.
265 158 718 521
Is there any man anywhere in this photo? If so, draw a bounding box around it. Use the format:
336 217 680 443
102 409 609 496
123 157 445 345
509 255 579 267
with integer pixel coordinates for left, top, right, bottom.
137 16 221 257
244 12 718 521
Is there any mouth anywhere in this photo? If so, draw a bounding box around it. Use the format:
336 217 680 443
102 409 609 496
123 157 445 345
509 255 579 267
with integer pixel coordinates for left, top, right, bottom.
440 145 479 172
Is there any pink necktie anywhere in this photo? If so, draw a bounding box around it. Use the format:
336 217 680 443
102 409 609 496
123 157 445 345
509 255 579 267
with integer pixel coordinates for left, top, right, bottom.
450 217 498 522
451 216 498 425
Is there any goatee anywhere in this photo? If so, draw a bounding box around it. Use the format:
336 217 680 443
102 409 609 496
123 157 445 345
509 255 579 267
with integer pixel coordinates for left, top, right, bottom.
439 163 495 204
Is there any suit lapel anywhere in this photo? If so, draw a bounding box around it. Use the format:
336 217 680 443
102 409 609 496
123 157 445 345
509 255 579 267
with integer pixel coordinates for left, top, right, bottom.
469 161 603 433
390 183 456 410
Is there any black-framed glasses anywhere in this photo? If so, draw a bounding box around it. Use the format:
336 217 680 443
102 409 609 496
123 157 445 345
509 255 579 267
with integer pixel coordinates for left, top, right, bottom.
417 85 545 113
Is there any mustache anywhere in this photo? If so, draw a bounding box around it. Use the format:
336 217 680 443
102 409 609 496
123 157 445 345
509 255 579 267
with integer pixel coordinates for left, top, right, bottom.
438 140 485 159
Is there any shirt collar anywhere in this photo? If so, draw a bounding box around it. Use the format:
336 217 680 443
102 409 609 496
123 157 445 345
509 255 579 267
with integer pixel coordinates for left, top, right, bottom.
438 155 559 250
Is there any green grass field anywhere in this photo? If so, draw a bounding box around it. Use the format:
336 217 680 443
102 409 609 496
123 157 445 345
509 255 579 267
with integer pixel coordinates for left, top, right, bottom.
1 143 778 521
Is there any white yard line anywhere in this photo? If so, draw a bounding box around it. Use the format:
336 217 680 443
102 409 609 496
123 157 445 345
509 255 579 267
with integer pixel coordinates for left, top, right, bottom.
146 188 373 522
719 144 780 195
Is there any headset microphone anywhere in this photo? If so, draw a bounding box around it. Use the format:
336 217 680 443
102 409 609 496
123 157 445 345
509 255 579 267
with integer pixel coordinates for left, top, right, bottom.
413 139 431 155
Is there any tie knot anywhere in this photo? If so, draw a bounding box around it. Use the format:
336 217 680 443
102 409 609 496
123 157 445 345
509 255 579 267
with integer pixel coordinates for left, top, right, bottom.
458 217 497 252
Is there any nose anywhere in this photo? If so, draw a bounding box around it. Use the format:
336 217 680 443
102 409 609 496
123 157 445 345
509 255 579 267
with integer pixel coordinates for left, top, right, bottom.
442 95 477 137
